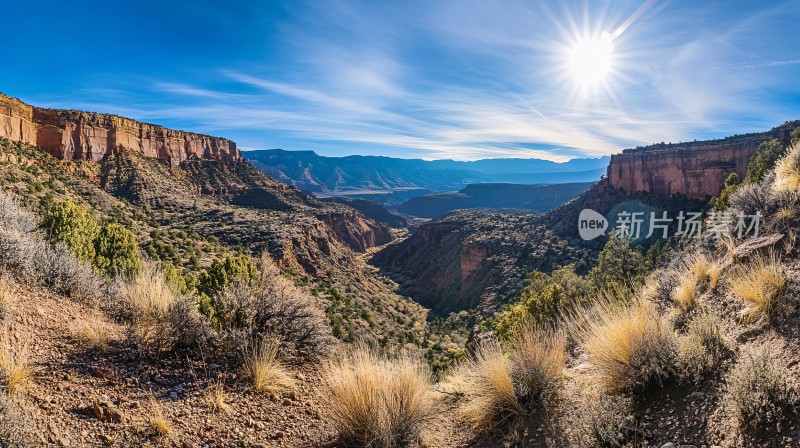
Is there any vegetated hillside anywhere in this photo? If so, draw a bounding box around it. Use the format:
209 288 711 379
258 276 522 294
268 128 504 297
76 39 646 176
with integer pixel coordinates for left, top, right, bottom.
0 138 427 348
245 148 608 200
455 133 800 447
371 210 592 315
320 196 412 228
394 182 594 219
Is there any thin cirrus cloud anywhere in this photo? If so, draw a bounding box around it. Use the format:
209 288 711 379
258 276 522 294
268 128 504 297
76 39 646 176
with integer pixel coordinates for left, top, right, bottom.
31 0 800 161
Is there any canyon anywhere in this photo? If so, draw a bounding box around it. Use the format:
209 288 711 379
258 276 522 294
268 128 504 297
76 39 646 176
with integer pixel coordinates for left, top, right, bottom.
607 121 800 199
0 93 239 164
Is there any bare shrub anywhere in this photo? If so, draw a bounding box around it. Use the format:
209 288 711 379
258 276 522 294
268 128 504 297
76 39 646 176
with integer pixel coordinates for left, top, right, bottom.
728 183 774 218
215 280 331 361
677 311 733 383
716 347 797 435
0 395 36 447
0 190 102 303
321 347 434 448
561 392 637 448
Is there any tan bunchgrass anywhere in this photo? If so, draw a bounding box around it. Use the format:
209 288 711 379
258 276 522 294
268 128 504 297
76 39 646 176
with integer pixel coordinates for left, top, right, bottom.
321 347 433 447
121 265 176 322
673 276 698 313
571 299 676 392
0 279 12 320
729 256 786 323
773 145 800 193
0 331 30 396
204 382 232 415
449 327 565 433
244 336 295 394
69 316 115 352
146 397 173 438
708 263 722 291
689 254 710 283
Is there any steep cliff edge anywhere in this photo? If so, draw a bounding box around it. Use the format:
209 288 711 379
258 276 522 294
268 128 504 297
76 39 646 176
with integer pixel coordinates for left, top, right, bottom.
607 121 800 199
0 93 239 164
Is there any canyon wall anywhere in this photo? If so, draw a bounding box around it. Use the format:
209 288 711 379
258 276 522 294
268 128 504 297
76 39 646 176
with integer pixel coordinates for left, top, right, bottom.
607 121 800 199
0 93 239 164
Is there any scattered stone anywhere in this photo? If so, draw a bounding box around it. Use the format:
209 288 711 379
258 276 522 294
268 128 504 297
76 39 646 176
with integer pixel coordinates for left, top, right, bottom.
93 400 124 423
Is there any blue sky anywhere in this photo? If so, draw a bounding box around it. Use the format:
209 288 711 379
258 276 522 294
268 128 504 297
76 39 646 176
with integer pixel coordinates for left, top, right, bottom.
3 0 800 161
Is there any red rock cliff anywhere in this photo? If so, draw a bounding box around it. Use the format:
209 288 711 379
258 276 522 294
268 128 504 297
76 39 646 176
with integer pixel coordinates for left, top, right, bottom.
607 121 799 199
0 93 239 164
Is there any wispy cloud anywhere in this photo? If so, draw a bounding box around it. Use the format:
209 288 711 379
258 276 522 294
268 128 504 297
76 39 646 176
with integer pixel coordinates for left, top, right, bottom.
35 0 800 161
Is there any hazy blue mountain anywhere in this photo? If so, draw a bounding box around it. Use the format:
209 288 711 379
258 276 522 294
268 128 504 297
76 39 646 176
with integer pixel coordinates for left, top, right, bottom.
245 149 609 202
394 182 595 218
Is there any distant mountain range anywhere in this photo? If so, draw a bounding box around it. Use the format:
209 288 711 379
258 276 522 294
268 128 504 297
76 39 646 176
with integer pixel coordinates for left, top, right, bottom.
245 149 609 204
394 182 595 218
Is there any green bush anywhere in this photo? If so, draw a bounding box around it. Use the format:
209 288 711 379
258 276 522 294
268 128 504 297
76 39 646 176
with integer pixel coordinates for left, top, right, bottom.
158 261 192 295
494 266 588 340
711 173 740 211
588 231 647 292
41 200 99 261
94 222 142 277
197 254 258 318
745 139 785 184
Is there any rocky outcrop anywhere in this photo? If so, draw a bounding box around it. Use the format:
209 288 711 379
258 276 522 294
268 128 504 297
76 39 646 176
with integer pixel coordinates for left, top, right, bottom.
607 121 799 199
0 93 239 164
316 211 394 253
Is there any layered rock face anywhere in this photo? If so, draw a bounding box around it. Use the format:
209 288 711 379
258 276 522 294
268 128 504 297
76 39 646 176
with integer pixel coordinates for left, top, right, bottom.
0 93 239 164
607 121 799 199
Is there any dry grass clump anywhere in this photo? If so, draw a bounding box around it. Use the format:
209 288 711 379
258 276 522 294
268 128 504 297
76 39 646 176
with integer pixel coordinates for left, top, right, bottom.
448 327 565 434
69 316 116 352
321 347 433 447
773 144 800 194
572 299 676 392
689 254 710 283
677 312 732 383
672 276 698 313
729 256 787 323
146 397 174 438
0 395 36 447
716 347 797 435
708 263 722 290
244 336 295 394
120 265 176 323
561 392 637 448
119 266 210 355
203 381 232 415
0 279 12 321
0 332 30 396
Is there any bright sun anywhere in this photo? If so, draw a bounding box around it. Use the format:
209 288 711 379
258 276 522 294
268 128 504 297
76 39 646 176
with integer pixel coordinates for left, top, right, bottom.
568 32 614 87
